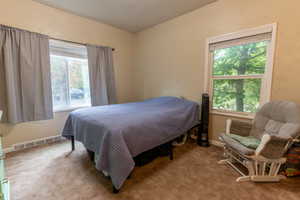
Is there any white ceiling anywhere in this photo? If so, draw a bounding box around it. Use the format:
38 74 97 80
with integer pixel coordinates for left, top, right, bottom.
34 0 216 32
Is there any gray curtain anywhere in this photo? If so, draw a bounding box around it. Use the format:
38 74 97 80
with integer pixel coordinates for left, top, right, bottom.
0 25 53 123
87 45 117 106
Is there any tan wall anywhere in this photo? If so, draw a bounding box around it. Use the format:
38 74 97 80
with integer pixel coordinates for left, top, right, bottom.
134 0 300 141
2 0 300 149
0 0 135 148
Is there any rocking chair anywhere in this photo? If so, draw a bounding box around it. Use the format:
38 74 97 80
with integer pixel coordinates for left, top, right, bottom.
219 101 300 182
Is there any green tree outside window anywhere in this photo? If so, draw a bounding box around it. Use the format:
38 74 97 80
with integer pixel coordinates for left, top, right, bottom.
212 41 268 113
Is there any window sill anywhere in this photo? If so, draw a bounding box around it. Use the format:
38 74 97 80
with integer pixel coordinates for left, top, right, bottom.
211 110 254 120
54 105 91 113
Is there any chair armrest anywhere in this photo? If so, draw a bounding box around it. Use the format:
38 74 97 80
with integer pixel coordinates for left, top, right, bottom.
226 119 252 136
255 134 292 159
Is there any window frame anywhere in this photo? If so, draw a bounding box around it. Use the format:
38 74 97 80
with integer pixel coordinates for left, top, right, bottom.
203 23 277 119
50 54 91 113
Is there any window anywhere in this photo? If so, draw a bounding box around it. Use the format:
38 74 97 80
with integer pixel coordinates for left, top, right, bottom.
49 40 91 111
205 24 276 117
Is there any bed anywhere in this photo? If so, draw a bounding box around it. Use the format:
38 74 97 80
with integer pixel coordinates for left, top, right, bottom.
62 96 199 192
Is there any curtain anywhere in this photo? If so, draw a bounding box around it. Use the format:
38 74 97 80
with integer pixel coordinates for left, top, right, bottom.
0 25 53 123
87 45 117 106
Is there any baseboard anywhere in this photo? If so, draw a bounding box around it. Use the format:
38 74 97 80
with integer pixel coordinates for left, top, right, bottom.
3 138 223 154
210 140 224 147
3 135 67 154
3 147 14 154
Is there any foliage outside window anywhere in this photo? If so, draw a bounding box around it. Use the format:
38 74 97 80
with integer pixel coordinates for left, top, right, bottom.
211 40 270 113
50 55 91 111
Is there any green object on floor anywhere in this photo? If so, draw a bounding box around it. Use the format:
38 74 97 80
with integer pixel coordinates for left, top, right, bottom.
228 133 261 149
0 136 9 200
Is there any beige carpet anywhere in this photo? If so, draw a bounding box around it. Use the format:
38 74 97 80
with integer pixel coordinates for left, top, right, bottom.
5 140 300 200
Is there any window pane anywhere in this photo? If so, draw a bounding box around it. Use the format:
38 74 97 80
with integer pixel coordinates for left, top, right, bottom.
50 56 68 110
213 41 268 76
212 79 262 113
68 58 91 107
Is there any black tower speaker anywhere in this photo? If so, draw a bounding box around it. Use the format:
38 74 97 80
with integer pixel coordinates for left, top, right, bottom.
197 93 210 147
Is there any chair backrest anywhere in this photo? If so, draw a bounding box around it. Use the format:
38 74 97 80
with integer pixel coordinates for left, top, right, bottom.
250 101 300 139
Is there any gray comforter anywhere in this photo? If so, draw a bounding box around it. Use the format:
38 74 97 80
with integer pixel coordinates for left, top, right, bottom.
62 96 199 189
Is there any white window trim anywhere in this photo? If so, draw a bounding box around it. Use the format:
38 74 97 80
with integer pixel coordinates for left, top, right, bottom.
203 23 277 119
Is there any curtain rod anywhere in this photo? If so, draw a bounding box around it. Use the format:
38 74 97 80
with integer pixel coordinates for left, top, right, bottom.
50 37 115 51
0 24 115 51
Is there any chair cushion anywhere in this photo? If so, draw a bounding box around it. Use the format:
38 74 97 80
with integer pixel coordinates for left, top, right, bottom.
227 134 261 149
220 133 255 156
250 101 300 139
